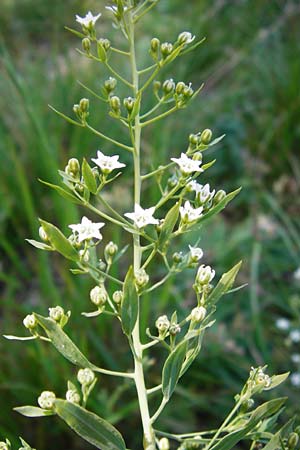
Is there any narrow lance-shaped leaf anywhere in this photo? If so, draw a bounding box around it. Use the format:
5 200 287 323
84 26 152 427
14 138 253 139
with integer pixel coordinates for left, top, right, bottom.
55 399 126 450
121 266 138 336
82 158 97 194
199 187 242 225
39 179 82 204
35 314 94 369
162 341 187 401
39 219 78 261
25 239 53 251
207 261 242 307
14 406 55 418
158 202 180 250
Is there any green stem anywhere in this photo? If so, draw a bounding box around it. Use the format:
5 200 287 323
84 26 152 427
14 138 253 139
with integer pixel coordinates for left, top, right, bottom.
141 105 178 127
86 123 134 152
105 61 133 88
93 367 135 379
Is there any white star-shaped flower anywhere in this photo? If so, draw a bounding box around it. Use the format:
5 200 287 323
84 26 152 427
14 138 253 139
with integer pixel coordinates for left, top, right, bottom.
69 216 105 243
189 182 215 204
76 11 101 27
125 204 159 229
189 245 203 261
171 153 203 175
179 201 203 223
91 150 125 174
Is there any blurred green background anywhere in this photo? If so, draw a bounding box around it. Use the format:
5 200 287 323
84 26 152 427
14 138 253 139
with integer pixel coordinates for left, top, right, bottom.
1 0 300 448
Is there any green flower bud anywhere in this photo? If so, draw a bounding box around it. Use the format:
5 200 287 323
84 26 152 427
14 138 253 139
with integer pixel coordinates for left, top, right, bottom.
73 103 80 116
99 38 111 51
79 98 89 113
169 323 181 336
155 315 170 334
105 241 118 257
90 285 107 306
192 152 202 162
196 265 215 285
201 128 212 144
82 37 91 53
160 42 173 58
135 268 149 288
190 306 206 322
49 306 64 322
112 290 123 304
66 389 81 404
67 158 80 176
240 398 254 412
213 190 226 205
23 314 37 330
38 391 56 410
159 437 170 450
123 97 135 113
176 81 186 95
77 368 95 385
153 80 161 94
162 79 175 95
39 226 49 242
183 84 194 98
172 252 183 264
110 95 121 113
150 37 160 53
104 77 117 93
288 433 299 450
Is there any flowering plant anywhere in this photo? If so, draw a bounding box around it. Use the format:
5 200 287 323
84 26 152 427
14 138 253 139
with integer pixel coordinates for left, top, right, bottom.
2 2 297 450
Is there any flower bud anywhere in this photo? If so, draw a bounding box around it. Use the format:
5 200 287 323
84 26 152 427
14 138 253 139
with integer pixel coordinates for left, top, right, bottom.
104 241 118 260
201 129 212 145
110 95 121 114
79 98 89 113
90 285 107 306
189 133 200 146
192 152 202 162
156 219 164 232
73 104 80 116
39 226 49 242
162 79 175 95
196 265 215 285
23 314 37 330
112 290 123 304
153 80 161 94
79 249 90 262
99 38 111 51
82 37 91 53
172 252 183 264
160 42 173 58
66 389 81 404
176 81 186 95
38 391 56 410
177 31 195 45
150 37 160 53
104 77 117 94
159 437 170 450
169 323 181 336
191 306 207 323
123 97 135 113
288 433 299 449
135 268 149 288
155 315 170 334
77 368 95 385
183 84 194 99
49 306 64 322
213 190 226 205
68 158 80 176
167 175 178 189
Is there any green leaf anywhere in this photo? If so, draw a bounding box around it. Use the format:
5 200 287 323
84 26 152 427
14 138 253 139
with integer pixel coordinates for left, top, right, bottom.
263 418 295 450
199 187 242 225
39 179 82 204
25 239 53 251
207 261 242 306
121 266 138 336
265 372 289 390
49 104 84 127
14 406 55 417
39 219 78 261
64 26 85 38
162 341 187 401
82 158 97 194
55 399 126 450
158 202 180 249
34 314 94 369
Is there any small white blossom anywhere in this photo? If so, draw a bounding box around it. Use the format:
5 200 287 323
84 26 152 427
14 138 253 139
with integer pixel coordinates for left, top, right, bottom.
294 267 300 281
171 153 203 175
189 245 203 261
291 354 300 364
290 372 300 387
180 201 203 222
275 317 290 330
189 181 215 203
125 204 159 228
69 216 105 243
76 11 101 27
178 31 195 45
196 264 215 285
91 150 125 173
290 329 300 343
38 391 56 410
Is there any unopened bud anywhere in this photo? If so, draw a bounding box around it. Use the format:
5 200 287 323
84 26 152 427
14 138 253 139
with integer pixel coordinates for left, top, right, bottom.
73 104 80 116
104 77 117 93
39 226 49 242
192 152 202 162
77 368 95 385
153 80 161 94
82 37 91 53
23 314 37 330
123 97 135 113
191 306 207 322
176 81 186 95
162 79 175 95
105 241 118 257
201 129 212 144
150 37 160 53
68 158 80 175
135 268 149 288
177 31 195 45
99 38 111 51
213 189 226 205
79 98 89 113
172 252 183 264
38 391 56 410
196 265 215 285
79 249 90 262
112 290 123 304
169 323 181 336
90 286 107 306
155 315 170 334
160 42 173 58
288 432 299 449
189 133 200 146
183 84 194 98
159 437 170 450
110 95 121 113
66 389 80 404
49 306 64 322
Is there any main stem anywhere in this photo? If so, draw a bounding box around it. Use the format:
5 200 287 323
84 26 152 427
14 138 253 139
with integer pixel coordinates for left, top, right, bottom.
128 10 156 450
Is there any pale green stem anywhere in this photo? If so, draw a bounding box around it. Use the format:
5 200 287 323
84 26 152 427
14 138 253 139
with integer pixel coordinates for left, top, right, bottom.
105 61 134 88
93 367 135 379
141 105 178 127
86 123 134 152
111 46 130 56
141 163 174 181
147 384 162 395
128 9 156 449
83 200 129 229
150 397 168 424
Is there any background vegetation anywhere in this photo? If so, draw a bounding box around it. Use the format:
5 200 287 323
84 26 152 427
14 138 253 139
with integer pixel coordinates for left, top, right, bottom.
0 0 299 448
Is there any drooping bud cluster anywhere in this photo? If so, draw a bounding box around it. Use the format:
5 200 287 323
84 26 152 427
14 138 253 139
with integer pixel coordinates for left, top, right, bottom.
38 391 56 410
